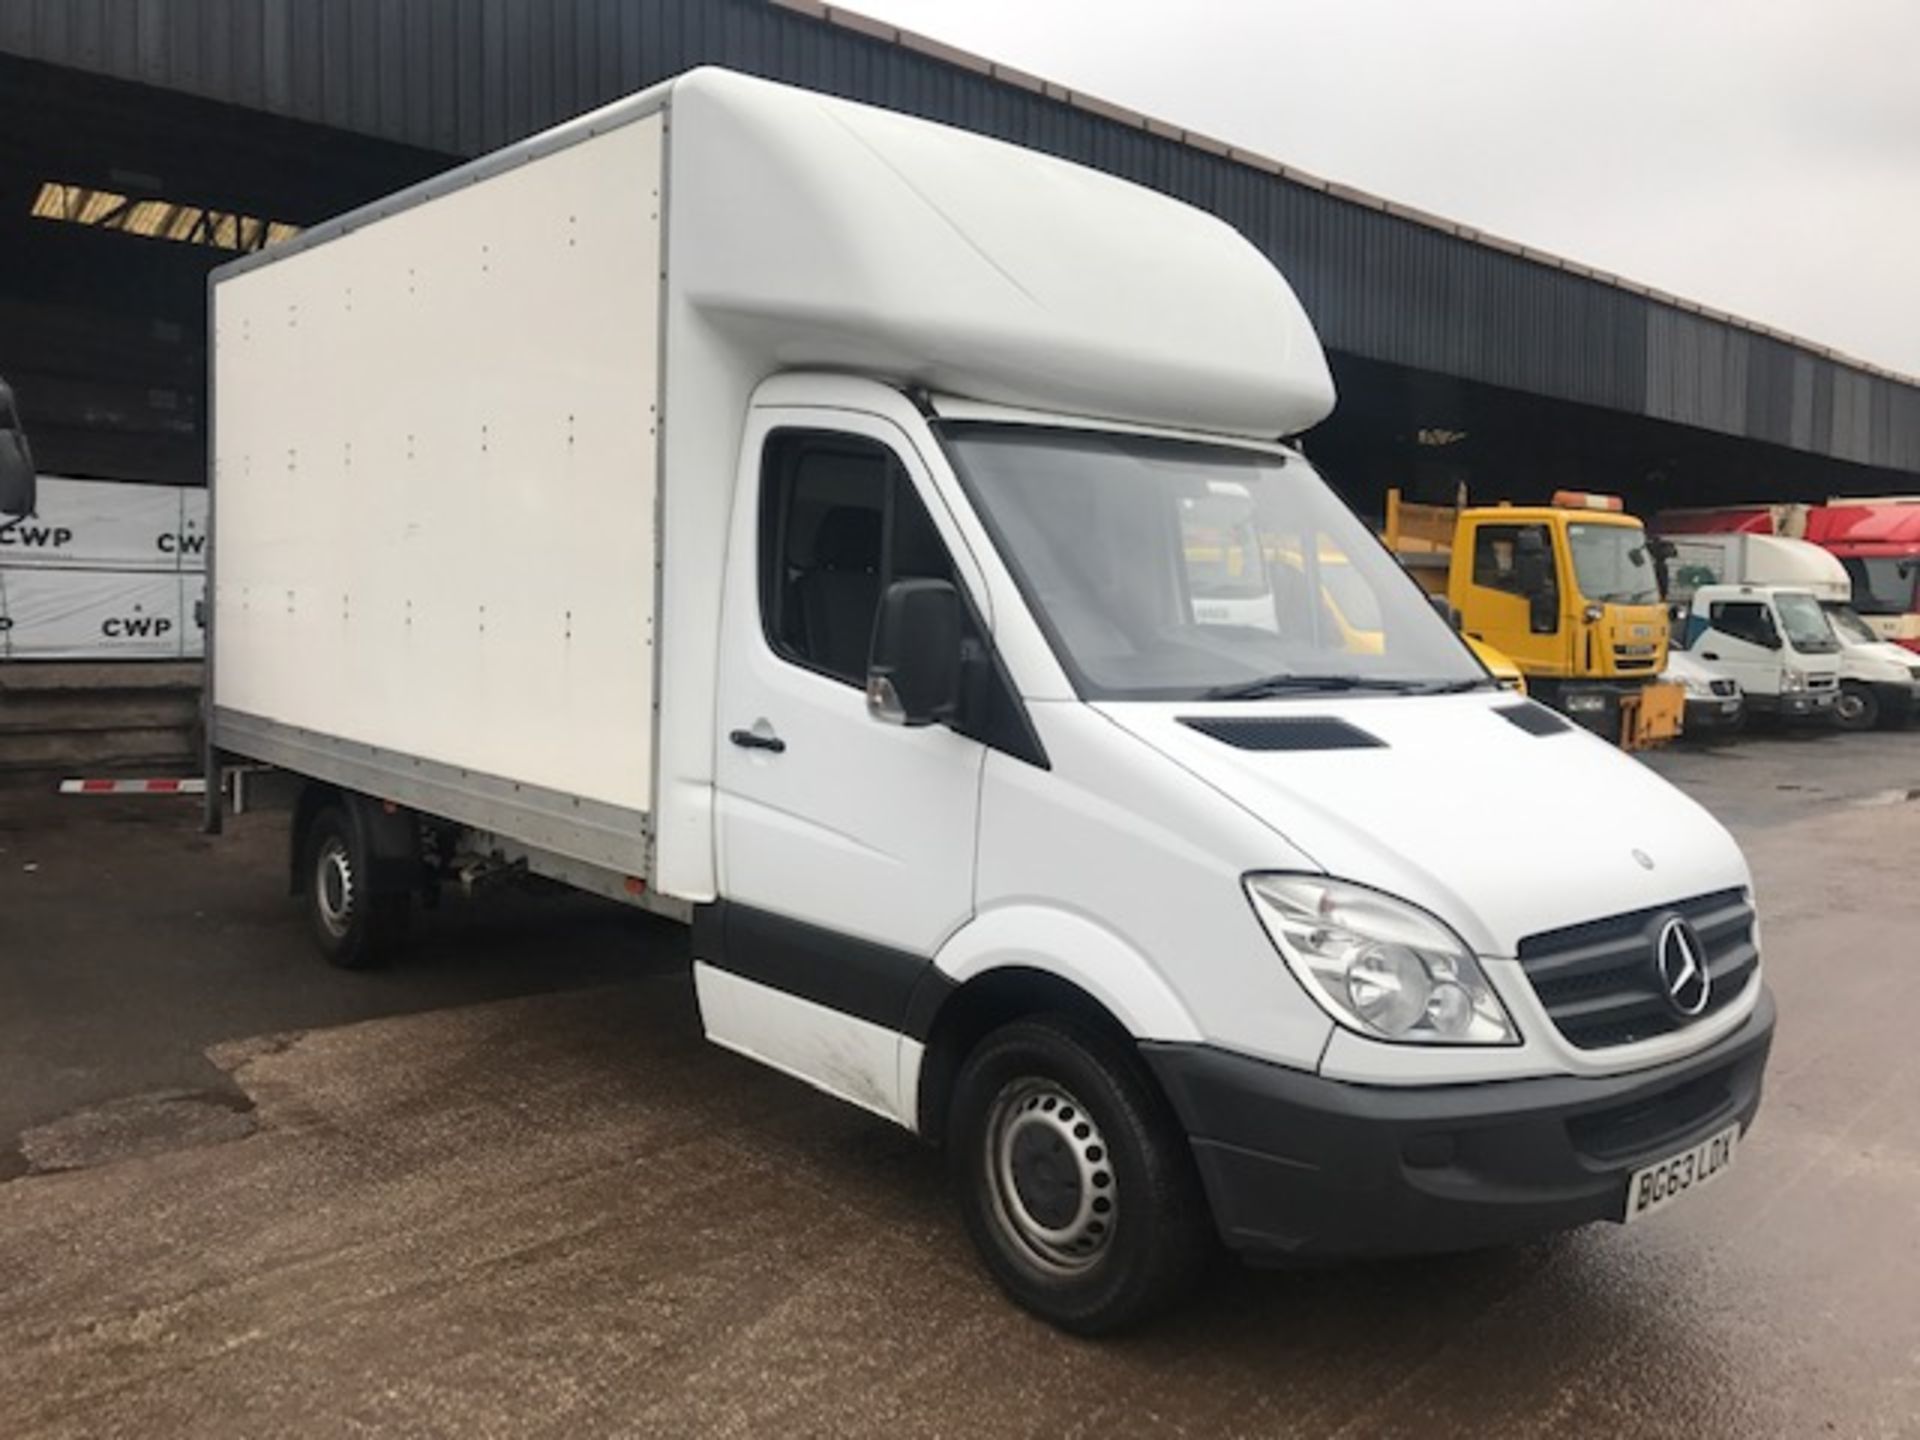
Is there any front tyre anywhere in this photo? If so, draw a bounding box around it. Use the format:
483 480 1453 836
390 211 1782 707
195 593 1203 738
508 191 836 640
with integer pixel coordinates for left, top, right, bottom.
1834 681 1878 732
949 1016 1214 1334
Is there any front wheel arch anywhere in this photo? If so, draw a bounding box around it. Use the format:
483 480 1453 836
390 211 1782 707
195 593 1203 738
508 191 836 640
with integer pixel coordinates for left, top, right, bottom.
916 967 1144 1147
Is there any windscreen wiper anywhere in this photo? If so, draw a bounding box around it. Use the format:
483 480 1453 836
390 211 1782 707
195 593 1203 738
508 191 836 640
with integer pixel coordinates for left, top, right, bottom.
1202 674 1424 700
1201 673 1499 700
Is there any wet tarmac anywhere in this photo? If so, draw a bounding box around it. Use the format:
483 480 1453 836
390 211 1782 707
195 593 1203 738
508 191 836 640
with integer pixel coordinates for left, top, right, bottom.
1 732 1917 1437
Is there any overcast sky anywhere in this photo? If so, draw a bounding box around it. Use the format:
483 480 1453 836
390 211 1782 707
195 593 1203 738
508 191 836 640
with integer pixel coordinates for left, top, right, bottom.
844 0 1920 377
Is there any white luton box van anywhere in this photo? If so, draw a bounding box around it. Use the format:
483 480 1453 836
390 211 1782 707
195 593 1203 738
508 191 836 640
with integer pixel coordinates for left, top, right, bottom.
207 68 1774 1332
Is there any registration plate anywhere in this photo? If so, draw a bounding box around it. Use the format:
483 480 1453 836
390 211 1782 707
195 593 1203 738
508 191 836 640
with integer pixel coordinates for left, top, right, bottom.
1624 1123 1739 1223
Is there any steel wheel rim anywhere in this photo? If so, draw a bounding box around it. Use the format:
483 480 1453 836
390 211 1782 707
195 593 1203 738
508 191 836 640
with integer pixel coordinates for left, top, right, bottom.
315 837 355 939
1836 691 1866 724
984 1077 1117 1274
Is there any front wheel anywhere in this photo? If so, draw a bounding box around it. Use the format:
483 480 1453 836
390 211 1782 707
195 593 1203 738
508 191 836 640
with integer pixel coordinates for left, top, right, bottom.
1834 681 1878 732
948 1016 1215 1334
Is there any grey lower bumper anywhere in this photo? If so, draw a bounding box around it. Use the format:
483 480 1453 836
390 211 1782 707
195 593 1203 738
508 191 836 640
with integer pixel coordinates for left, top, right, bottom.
1142 988 1776 1261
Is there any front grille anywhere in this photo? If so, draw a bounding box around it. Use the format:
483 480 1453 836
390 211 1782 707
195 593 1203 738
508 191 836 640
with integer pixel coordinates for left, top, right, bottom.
1808 674 1838 691
1709 679 1737 697
1516 889 1758 1050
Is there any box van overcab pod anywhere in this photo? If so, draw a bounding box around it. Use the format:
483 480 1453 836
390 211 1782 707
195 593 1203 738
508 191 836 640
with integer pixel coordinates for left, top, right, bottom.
206 68 1774 1333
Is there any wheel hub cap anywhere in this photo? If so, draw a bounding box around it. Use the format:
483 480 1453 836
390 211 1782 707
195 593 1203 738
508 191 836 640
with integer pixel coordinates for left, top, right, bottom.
986 1078 1116 1272
316 839 355 939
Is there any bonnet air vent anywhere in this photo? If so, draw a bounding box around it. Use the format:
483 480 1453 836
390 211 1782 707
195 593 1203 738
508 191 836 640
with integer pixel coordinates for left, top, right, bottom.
1495 702 1572 736
1179 716 1385 751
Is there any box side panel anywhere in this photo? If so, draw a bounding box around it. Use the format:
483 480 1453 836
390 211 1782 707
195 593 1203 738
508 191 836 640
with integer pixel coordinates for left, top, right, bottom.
211 116 662 825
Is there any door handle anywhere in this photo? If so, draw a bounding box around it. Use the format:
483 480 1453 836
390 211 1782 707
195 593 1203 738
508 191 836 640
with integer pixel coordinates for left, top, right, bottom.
1701 652 1720 661
729 728 786 754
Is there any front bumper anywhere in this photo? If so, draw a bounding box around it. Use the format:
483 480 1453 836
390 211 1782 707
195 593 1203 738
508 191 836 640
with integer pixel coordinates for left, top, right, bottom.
1143 986 1775 1261
1747 690 1836 721
1870 680 1919 725
1683 694 1745 733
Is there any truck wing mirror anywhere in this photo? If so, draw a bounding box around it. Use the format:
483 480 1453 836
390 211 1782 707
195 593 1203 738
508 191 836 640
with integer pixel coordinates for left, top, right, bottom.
1529 590 1559 635
0 378 36 519
867 579 963 726
1513 531 1551 597
1428 593 1462 631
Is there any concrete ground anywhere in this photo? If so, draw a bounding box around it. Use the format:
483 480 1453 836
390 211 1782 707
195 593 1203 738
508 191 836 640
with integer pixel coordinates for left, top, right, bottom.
1 732 1917 1438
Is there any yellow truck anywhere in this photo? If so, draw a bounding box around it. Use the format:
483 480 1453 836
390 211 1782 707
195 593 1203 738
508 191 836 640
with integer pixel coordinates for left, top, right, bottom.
1383 488 1683 748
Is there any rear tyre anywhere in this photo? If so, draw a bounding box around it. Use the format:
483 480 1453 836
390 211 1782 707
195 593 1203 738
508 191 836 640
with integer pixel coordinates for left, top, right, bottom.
302 803 408 969
1834 681 1878 732
948 1015 1215 1335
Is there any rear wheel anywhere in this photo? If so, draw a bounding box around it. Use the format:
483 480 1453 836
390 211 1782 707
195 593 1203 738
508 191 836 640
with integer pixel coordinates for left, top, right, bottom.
949 1015 1214 1334
301 803 408 969
1834 681 1878 731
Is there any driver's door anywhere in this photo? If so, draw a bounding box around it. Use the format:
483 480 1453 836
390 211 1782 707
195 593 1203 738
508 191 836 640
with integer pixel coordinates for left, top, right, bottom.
704 409 986 1125
1457 519 1568 675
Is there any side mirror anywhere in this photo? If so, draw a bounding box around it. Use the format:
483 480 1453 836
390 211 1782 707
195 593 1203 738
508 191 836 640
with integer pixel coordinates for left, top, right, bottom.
1513 530 1551 598
1428 593 1462 631
867 579 962 726
0 378 36 519
1529 590 1559 635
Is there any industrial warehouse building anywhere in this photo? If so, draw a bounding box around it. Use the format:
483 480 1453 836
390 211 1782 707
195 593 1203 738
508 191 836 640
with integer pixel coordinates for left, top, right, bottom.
1 0 1918 721
5 0 1920 506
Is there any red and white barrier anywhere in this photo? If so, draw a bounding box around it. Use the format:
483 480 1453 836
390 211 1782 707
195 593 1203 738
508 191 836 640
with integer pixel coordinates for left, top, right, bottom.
59 777 206 796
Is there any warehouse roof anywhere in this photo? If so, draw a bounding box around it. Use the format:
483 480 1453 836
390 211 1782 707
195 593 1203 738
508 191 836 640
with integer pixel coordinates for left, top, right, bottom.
3 0 1916 474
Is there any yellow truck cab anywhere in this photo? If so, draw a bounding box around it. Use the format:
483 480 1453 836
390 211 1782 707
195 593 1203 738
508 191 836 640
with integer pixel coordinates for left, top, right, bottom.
1386 490 1681 746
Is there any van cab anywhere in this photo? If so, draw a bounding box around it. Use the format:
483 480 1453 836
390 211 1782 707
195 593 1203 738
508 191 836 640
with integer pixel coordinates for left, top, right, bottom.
1683 584 1840 721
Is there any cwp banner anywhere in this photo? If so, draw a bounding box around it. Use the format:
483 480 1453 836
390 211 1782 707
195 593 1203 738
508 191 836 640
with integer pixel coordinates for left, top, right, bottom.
0 478 207 660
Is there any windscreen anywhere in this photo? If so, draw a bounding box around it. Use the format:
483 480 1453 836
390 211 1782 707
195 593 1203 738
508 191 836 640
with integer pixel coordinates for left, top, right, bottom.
940 425 1485 700
1567 522 1661 604
1775 591 1839 653
1841 557 1919 615
1823 602 1880 646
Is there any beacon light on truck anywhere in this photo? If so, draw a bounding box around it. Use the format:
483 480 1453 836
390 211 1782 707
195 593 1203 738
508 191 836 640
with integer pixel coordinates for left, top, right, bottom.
1553 490 1625 512
1243 875 1517 1045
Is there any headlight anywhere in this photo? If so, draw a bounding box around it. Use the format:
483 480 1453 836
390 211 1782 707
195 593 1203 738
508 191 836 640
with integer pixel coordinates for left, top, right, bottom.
1682 676 1714 699
1243 875 1518 1045
1781 670 1806 692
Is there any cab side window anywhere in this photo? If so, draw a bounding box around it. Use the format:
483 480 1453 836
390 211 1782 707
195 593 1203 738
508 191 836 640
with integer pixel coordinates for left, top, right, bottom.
1708 601 1777 648
1472 523 1552 595
760 430 957 687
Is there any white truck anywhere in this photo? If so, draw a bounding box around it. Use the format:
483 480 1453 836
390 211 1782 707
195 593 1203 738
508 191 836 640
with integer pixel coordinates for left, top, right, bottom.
1670 531 1917 728
1677 585 1841 723
205 68 1775 1332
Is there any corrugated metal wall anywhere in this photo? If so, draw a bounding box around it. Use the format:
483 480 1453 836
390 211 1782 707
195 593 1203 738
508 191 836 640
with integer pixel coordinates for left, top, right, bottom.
3 0 1916 474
